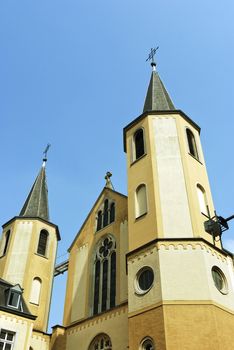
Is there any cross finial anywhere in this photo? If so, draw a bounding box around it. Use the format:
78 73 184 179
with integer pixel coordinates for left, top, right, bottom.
105 171 114 190
42 143 51 166
146 47 159 71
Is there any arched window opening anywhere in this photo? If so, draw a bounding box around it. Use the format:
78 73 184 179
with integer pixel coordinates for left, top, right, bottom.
134 128 145 160
140 337 155 350
30 278 42 305
92 235 116 315
136 184 147 218
97 211 102 231
103 199 109 227
89 333 112 350
197 185 208 216
3 230 10 256
186 129 199 160
93 260 100 315
110 252 116 308
37 230 48 256
110 203 115 223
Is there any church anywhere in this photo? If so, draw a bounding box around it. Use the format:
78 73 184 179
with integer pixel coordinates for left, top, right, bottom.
1 57 234 350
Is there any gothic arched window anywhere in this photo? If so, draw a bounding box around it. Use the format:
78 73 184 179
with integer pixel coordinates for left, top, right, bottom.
135 184 147 218
89 333 112 350
37 230 48 256
134 128 145 160
186 129 199 160
93 235 116 315
97 211 102 231
96 200 115 231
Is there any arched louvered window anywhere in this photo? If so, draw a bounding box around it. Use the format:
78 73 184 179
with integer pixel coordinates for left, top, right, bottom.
103 199 109 227
110 203 115 223
89 333 112 350
30 277 42 305
97 211 102 231
3 230 11 256
37 230 48 256
186 129 199 160
135 184 147 218
93 235 116 315
134 128 145 160
197 184 208 216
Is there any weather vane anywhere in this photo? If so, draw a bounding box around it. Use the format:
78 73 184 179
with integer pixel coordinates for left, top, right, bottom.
43 143 51 162
146 47 159 69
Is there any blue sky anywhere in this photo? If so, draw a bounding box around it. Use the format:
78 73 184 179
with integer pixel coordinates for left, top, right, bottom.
1 0 234 330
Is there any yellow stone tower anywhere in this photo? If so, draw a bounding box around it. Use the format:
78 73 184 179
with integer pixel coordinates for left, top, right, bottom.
0 156 60 333
124 58 234 349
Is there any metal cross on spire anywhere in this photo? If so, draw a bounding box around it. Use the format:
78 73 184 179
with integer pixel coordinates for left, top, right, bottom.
42 143 51 165
146 47 159 70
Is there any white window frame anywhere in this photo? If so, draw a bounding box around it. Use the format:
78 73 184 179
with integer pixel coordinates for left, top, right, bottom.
0 329 15 350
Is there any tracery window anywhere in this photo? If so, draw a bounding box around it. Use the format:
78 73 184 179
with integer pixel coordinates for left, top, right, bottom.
89 333 112 350
96 200 115 231
186 128 199 160
93 235 116 315
37 230 48 256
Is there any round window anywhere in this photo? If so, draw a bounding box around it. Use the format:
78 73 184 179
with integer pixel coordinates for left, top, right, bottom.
211 266 228 294
135 267 154 294
140 337 154 350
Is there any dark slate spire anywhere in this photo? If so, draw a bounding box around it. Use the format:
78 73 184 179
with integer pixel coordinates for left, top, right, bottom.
19 160 49 221
143 63 175 112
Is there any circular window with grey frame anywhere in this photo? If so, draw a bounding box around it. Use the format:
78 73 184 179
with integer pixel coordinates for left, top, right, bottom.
135 267 154 295
211 266 228 294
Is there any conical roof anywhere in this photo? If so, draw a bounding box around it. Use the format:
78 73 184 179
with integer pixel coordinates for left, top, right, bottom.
143 69 175 112
19 164 49 221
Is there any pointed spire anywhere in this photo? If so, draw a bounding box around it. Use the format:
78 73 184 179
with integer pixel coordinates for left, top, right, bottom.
19 146 51 221
105 171 114 190
143 49 175 112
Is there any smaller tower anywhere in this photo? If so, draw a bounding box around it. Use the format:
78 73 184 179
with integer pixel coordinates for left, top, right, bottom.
0 152 60 332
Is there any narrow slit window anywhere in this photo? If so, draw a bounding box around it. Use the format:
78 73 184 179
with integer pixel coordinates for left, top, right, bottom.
37 230 48 256
186 129 199 160
93 260 100 315
110 252 116 308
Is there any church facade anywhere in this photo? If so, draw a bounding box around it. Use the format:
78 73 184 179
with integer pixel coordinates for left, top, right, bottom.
1 61 234 350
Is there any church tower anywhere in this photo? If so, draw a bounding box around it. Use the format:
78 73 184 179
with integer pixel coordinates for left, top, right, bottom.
0 156 60 333
124 58 234 349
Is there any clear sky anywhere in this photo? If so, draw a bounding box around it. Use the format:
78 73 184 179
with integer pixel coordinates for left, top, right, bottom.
1 0 234 331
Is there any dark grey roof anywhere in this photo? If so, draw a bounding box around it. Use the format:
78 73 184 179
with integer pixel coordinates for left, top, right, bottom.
143 70 175 112
0 278 36 319
19 165 49 221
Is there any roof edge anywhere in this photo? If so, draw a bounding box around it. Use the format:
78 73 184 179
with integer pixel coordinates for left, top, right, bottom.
2 216 61 241
123 109 201 152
